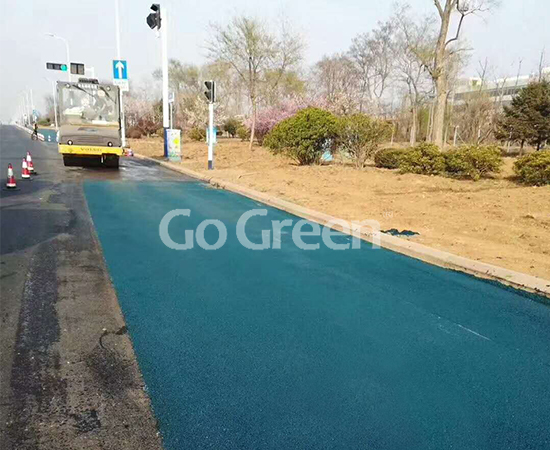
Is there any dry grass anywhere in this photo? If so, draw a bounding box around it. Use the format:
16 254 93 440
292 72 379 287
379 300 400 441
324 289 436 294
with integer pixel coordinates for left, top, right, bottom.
129 137 550 280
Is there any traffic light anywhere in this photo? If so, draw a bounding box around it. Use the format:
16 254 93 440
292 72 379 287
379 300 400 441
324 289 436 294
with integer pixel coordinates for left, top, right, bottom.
70 63 85 75
147 4 161 30
204 81 216 103
46 62 67 72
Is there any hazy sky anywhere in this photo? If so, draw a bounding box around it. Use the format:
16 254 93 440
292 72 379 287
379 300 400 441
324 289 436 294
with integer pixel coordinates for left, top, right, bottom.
1 0 549 121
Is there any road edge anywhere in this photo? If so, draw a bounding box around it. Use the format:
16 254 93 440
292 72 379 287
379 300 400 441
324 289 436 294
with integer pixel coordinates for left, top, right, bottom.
80 186 165 447
133 153 550 299
14 122 45 141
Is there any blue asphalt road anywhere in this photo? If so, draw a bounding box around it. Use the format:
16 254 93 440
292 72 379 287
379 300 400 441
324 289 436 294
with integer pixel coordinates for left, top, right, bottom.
85 180 550 450
38 128 57 142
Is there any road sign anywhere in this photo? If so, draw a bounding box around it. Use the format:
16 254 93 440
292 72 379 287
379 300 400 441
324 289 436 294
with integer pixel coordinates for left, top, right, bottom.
113 59 129 91
114 79 129 92
112 60 128 80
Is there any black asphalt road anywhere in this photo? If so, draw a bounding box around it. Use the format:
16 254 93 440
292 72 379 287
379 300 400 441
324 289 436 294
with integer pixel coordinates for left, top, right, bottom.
0 125 187 449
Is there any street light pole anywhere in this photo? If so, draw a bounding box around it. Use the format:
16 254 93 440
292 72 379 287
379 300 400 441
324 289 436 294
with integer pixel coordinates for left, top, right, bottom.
30 89 35 123
115 0 127 147
18 92 28 126
24 91 31 126
46 33 71 82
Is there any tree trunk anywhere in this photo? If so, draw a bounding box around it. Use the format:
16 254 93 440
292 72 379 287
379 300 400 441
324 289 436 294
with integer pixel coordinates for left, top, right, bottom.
409 103 418 146
520 139 525 156
433 76 447 147
249 97 256 151
432 0 454 148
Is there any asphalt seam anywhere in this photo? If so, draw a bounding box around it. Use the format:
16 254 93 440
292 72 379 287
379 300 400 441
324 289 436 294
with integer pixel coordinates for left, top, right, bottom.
132 153 550 298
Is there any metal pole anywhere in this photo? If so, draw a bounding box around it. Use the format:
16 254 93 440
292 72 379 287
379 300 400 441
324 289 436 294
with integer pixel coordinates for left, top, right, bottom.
170 102 173 128
46 34 71 82
22 92 27 125
115 0 122 59
30 89 35 123
208 102 214 170
25 91 31 126
52 82 58 129
61 37 71 82
115 0 126 147
161 6 169 157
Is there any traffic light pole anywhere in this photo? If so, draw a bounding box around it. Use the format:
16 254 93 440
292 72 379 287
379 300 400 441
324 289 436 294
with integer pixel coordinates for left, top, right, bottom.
161 6 170 158
208 102 214 170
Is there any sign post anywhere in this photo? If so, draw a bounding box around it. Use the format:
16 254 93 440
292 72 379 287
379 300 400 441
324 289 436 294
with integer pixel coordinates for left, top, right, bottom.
204 81 216 170
112 59 128 147
114 0 126 147
208 102 214 170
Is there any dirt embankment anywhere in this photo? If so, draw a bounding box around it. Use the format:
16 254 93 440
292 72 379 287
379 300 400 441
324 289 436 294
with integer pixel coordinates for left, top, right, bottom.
129 137 550 280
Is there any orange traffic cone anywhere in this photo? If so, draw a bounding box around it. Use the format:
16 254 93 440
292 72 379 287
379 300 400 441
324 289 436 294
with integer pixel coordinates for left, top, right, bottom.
26 152 35 173
6 164 17 188
21 158 31 179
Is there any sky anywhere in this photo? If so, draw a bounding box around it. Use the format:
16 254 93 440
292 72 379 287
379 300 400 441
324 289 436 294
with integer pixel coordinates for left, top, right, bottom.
0 0 549 121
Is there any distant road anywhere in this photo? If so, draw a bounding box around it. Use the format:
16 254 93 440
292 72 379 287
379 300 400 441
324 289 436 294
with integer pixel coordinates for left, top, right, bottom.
37 126 57 142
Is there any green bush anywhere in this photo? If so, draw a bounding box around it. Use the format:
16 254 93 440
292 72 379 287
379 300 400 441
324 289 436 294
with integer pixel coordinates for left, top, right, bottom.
189 127 206 142
444 145 503 180
264 107 338 165
336 115 392 168
514 151 550 185
399 143 446 175
374 148 409 169
223 118 241 138
237 125 250 141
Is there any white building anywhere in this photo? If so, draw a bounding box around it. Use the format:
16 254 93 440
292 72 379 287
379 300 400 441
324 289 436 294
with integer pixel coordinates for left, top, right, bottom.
452 67 550 106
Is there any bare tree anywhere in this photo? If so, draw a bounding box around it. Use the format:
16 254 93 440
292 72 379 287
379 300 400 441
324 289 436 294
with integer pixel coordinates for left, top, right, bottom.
43 94 56 123
538 48 547 82
349 20 396 114
203 61 245 118
207 16 303 150
311 54 359 114
393 7 435 145
261 70 306 107
426 0 497 147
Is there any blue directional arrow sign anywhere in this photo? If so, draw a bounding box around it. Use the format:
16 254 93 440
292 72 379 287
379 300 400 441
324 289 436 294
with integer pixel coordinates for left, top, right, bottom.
113 60 128 80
